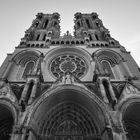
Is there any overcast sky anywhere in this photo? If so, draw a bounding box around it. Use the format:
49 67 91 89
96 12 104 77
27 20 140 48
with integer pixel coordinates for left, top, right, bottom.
0 0 140 66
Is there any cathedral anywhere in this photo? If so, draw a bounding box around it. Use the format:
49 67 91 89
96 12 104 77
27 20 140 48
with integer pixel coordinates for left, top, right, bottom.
0 12 140 140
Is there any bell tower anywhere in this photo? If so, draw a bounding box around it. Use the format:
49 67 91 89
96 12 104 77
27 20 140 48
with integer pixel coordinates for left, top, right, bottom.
74 12 119 46
20 12 60 47
0 12 140 140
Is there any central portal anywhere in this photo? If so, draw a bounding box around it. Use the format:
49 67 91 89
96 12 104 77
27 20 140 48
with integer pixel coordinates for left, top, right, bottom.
38 102 98 140
29 87 109 140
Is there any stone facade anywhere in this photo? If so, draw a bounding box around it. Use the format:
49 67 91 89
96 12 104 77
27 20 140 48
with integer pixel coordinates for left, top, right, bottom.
0 12 140 140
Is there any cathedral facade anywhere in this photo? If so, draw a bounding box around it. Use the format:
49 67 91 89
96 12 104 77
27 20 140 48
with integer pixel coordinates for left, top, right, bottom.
0 12 140 140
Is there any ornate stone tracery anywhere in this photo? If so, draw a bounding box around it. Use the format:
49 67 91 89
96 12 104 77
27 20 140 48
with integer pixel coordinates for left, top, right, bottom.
38 102 99 139
50 55 87 79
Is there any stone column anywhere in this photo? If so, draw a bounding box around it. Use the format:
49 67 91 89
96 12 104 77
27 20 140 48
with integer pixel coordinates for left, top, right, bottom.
110 111 127 140
91 33 96 41
20 131 27 140
20 81 30 103
11 125 23 140
112 128 127 140
20 126 31 140
108 81 117 102
98 79 109 103
27 131 33 140
11 132 22 140
90 60 96 72
106 126 114 140
28 82 38 104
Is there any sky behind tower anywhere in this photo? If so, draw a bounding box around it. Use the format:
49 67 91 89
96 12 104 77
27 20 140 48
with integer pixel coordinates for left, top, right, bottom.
0 0 140 66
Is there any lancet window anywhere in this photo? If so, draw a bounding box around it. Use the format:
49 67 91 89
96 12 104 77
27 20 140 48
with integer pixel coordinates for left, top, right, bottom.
43 19 49 29
22 61 34 78
86 19 91 29
36 34 40 41
101 60 115 79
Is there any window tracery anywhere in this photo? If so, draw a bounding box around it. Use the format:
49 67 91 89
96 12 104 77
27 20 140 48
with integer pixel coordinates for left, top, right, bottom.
22 61 34 78
50 55 87 79
101 60 115 79
39 102 97 137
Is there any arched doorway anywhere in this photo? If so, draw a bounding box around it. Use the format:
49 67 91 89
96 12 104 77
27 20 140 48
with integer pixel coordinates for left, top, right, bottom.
38 102 98 140
0 104 15 140
29 87 111 140
123 102 140 140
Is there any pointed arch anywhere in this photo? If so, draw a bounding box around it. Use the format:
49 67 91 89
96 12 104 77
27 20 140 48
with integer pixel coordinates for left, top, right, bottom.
120 99 140 140
101 60 115 79
43 19 49 29
88 34 92 41
43 34 46 41
36 34 40 41
85 18 91 29
0 100 17 140
26 85 112 140
22 61 35 78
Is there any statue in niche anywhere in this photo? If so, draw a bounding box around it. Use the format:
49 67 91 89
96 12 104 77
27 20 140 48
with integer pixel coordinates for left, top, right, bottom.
65 73 71 84
61 72 75 84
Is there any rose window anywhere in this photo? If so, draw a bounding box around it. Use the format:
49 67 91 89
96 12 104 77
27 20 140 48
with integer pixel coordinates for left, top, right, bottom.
50 55 87 78
60 61 76 72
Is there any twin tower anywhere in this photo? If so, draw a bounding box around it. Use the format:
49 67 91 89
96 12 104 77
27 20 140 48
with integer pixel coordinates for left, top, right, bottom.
0 12 140 140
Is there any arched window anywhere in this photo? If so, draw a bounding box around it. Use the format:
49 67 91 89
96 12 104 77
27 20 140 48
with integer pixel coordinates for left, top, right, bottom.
86 19 91 29
53 21 57 27
43 34 46 41
44 19 49 29
88 34 92 41
102 61 114 79
77 21 81 29
36 34 40 41
123 103 140 140
22 61 34 78
95 34 99 41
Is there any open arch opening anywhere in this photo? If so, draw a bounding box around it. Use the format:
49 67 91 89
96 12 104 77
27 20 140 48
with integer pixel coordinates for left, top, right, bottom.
29 87 111 140
123 102 140 140
22 61 35 78
0 104 14 140
39 102 98 138
101 61 115 79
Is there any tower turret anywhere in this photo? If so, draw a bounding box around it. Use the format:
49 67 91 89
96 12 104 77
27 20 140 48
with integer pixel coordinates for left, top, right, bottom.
19 12 60 48
74 12 119 46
